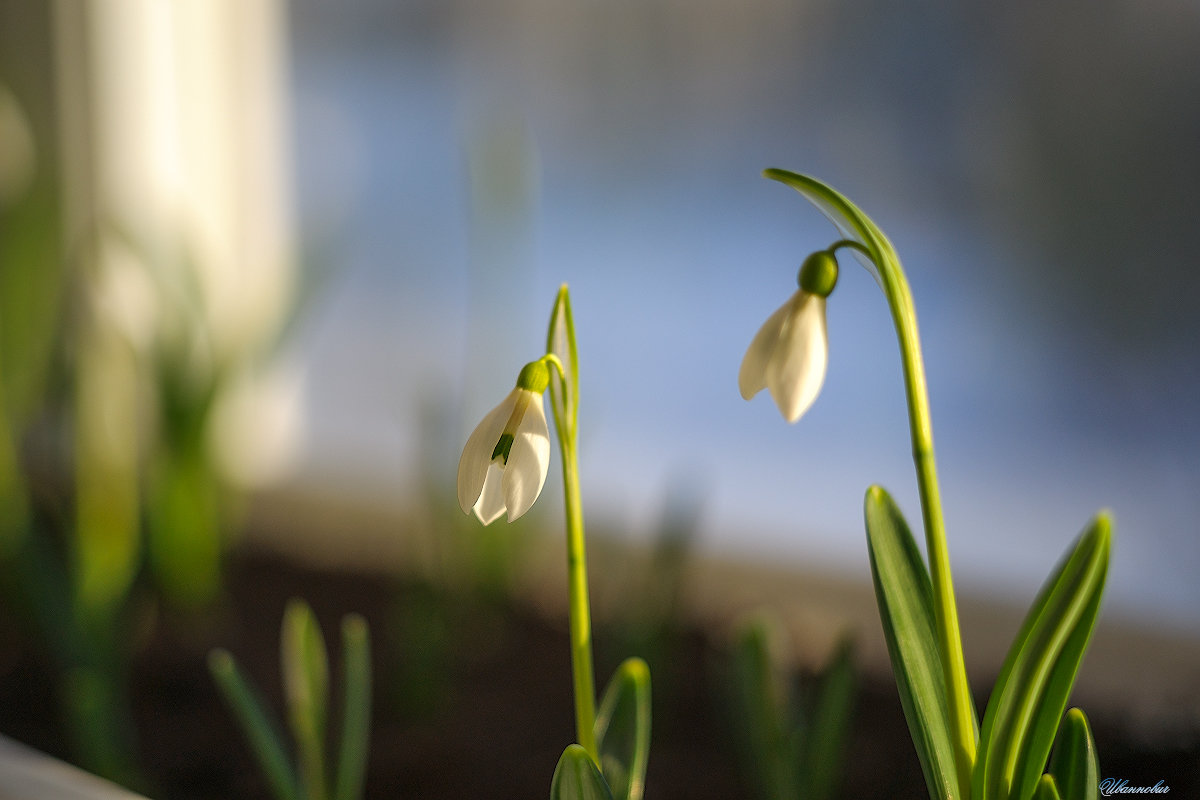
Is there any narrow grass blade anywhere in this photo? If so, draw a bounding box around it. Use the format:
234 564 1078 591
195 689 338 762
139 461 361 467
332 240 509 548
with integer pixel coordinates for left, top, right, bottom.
593 658 651 800
333 614 372 800
551 744 615 800
1034 774 1063 800
864 485 964 800
208 649 301 800
282 599 330 800
1047 709 1100 800
974 514 1111 800
800 637 857 800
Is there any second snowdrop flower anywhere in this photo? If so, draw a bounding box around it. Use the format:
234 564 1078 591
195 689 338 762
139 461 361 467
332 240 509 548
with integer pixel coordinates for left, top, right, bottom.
458 359 552 524
739 249 840 422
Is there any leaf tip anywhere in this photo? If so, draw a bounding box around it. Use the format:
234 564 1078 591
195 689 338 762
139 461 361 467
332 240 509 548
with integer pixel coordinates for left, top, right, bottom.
864 484 890 508
623 657 650 683
1082 511 1114 561
551 743 613 800
207 648 234 676
762 167 793 184
342 613 369 642
283 596 313 624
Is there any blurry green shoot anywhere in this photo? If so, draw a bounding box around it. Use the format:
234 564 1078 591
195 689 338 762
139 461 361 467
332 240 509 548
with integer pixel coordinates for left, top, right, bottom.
208 599 372 800
0 83 144 785
728 618 856 800
756 169 1112 800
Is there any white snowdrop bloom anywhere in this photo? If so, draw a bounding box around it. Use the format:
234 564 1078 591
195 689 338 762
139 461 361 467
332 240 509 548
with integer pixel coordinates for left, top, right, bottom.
739 250 838 423
458 363 552 524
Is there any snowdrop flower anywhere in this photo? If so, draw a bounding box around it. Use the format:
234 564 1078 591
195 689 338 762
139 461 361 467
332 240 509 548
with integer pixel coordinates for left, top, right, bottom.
458 359 552 524
739 249 840 423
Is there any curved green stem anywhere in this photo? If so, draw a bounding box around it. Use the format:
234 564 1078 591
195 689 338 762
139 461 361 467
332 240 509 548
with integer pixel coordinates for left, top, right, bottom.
766 169 977 788
544 289 598 762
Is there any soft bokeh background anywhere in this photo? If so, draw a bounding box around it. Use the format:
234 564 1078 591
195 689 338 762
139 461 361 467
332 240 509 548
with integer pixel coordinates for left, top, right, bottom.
281 1 1200 631
1 0 1198 793
3 0 1198 627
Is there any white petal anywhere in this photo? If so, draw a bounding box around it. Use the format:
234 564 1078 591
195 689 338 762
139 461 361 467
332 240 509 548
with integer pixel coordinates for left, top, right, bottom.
457 389 519 514
502 390 551 522
739 291 801 401
472 462 507 525
767 293 828 423
734 291 801 400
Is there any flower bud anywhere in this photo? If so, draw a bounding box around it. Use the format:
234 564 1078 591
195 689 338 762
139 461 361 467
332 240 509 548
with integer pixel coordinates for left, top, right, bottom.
798 250 839 298
516 359 551 393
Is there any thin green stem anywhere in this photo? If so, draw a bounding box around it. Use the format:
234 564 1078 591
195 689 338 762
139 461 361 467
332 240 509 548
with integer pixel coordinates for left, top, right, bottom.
559 432 598 760
881 264 977 788
835 224 976 784
542 354 568 400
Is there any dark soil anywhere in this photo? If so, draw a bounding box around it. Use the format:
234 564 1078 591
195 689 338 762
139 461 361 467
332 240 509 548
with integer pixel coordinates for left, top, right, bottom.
1 549 1197 799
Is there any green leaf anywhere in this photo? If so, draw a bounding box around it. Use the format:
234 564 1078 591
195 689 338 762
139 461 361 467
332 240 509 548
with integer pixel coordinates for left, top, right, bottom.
864 485 964 800
551 744 615 800
281 598 330 800
729 618 799 800
1047 709 1100 800
333 614 372 800
973 514 1111 800
593 658 652 800
801 637 857 800
1034 774 1064 800
208 649 302 800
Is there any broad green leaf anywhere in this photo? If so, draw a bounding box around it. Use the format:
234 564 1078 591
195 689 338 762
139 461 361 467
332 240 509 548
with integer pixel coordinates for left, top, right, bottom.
728 618 799 800
282 598 330 800
801 637 857 800
974 514 1111 800
334 614 372 800
1047 709 1100 800
1034 774 1063 800
208 649 302 800
864 485 964 800
551 744 615 800
594 658 652 800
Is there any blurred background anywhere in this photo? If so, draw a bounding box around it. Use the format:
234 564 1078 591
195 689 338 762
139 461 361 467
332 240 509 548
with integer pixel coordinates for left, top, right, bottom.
283 0 1200 630
1 0 1199 794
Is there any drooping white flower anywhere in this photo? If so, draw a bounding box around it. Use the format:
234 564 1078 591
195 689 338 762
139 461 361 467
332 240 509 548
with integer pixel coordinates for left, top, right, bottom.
458 365 551 524
739 250 838 423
